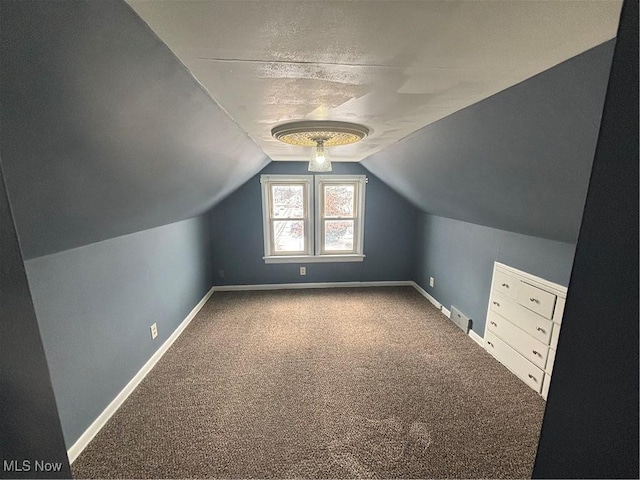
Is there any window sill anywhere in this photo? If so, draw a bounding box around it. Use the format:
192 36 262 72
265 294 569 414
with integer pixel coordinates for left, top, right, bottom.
263 254 365 264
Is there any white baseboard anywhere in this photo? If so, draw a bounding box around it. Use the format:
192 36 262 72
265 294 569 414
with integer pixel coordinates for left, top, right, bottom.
214 280 413 291
411 283 483 340
468 329 484 347
67 286 215 464
409 281 444 311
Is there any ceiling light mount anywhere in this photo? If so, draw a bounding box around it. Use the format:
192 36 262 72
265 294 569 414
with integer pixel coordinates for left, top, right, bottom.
271 121 369 172
271 121 369 148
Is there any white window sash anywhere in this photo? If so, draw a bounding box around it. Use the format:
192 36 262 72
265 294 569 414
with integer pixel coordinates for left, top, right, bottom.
261 175 313 258
314 175 366 256
261 174 366 263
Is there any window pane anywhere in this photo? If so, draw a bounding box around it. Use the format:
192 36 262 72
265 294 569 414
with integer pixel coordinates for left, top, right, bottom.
273 220 305 252
324 184 355 217
325 220 354 251
271 185 304 218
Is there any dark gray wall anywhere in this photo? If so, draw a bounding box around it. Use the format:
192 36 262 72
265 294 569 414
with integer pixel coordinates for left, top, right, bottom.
414 214 575 336
534 0 638 476
0 0 268 260
24 216 212 448
0 162 71 478
362 41 615 243
210 162 417 285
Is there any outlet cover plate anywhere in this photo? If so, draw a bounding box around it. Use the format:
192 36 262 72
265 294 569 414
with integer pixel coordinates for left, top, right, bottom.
150 323 158 340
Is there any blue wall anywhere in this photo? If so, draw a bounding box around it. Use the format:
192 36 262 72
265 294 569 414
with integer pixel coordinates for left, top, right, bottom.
414 213 576 336
209 162 418 285
534 1 638 474
24 216 212 448
0 161 71 478
362 41 614 244
1 0 267 260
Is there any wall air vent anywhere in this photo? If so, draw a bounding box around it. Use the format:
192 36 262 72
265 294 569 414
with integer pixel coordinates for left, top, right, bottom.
450 306 471 334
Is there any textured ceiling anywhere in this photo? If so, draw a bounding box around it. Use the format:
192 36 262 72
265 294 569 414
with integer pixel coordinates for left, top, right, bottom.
126 0 622 162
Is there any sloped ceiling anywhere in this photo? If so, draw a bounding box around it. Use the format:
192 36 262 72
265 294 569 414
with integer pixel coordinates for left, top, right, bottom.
362 41 616 243
0 1 622 260
0 0 268 259
126 0 621 162
123 0 620 244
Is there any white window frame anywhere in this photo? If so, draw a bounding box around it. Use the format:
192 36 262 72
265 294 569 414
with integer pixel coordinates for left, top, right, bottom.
315 175 366 257
260 174 366 264
260 175 313 260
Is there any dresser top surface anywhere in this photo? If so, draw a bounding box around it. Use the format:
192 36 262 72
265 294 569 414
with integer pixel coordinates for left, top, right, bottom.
494 262 568 298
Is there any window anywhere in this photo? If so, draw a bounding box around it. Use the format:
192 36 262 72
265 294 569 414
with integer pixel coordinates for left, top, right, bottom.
315 175 366 256
260 175 313 257
261 174 366 263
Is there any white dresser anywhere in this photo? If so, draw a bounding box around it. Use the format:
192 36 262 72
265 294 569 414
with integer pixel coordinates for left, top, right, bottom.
484 262 567 399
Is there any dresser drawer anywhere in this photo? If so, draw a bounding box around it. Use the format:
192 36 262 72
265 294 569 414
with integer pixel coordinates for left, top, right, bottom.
517 281 556 319
487 310 549 369
489 292 553 344
493 269 519 299
485 331 544 393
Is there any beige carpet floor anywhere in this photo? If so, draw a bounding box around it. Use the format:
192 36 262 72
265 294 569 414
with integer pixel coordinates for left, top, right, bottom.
72 287 545 479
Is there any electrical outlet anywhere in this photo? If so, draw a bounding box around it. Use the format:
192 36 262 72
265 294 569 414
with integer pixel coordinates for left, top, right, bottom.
300 266 306 276
429 277 435 287
219 269 225 278
150 323 158 340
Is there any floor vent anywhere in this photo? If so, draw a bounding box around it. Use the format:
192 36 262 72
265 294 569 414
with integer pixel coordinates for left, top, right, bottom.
450 306 471 333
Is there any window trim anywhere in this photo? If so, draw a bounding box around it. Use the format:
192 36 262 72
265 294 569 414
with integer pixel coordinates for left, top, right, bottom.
315 175 366 257
260 174 366 264
260 175 313 258
263 254 365 264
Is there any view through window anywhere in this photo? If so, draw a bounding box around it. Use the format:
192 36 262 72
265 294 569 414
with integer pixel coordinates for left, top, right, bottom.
260 174 366 263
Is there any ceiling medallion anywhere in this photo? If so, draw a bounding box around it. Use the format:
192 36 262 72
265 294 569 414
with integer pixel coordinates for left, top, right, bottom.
271 121 369 172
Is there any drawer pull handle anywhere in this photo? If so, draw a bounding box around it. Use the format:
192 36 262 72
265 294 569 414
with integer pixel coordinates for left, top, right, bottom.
490 321 497 326
533 350 539 356
528 374 537 382
487 341 494 347
536 327 546 333
501 283 509 288
529 297 540 303
492 301 500 307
